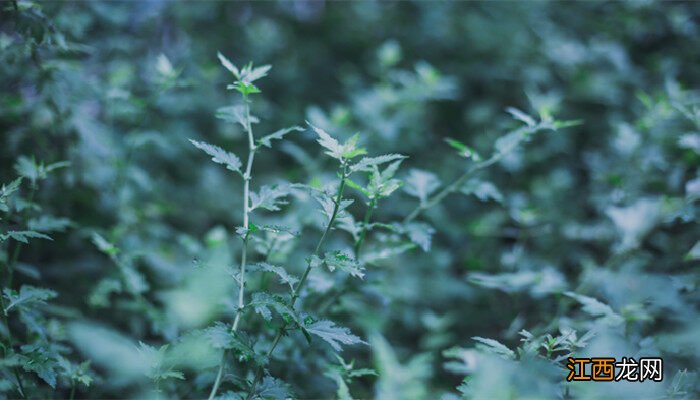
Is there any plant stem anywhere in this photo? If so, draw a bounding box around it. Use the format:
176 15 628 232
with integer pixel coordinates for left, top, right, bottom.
245 163 348 399
403 124 545 224
353 197 376 258
208 95 257 400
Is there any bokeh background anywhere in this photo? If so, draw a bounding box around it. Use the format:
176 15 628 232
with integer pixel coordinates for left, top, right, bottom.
1 1 700 399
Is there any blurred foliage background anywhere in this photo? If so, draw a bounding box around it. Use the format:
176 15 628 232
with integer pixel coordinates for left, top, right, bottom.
1 1 700 399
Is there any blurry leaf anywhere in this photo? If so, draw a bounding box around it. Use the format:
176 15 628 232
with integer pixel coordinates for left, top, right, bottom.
258 126 304 148
460 180 503 203
217 51 240 78
506 107 536 127
445 138 481 161
1 230 52 244
254 376 291 400
323 251 365 279
471 337 515 360
404 169 440 204
304 320 366 352
28 215 72 233
564 291 624 326
189 139 242 174
350 154 407 173
3 285 57 313
402 222 435 252
371 333 431 400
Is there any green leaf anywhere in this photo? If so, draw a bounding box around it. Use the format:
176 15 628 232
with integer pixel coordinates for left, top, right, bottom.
28 215 73 233
472 337 516 360
564 291 624 326
249 292 298 324
258 126 305 148
216 105 259 128
304 320 366 352
445 138 481 161
189 139 242 174
250 184 290 212
217 51 240 78
1 230 53 244
253 262 299 290
308 122 344 160
323 251 365 279
204 322 257 364
255 376 291 400
402 222 435 252
505 107 536 127
3 285 57 313
350 154 407 173
460 180 503 203
404 169 441 204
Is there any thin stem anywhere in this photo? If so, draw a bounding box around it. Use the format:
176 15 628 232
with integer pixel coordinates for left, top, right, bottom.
353 197 376 258
246 163 348 399
403 124 545 224
208 95 257 400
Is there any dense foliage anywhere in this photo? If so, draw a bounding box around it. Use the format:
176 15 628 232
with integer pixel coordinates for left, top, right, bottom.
1 1 699 399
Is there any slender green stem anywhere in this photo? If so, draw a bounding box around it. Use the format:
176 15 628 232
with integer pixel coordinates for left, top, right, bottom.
208 95 257 400
246 163 348 399
353 197 376 258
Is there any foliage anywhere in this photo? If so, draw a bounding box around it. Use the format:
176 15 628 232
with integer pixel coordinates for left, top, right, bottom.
1 1 700 399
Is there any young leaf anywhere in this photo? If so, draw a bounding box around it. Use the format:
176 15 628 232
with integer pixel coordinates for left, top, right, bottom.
217 51 240 78
350 154 407 173
445 138 481 161
404 169 441 204
258 126 305 148
505 107 536 127
308 122 344 160
189 139 242 174
304 320 367 352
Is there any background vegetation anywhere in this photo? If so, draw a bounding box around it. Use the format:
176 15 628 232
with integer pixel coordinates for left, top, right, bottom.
1 1 699 399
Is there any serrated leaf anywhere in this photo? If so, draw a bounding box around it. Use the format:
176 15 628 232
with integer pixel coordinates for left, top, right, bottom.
350 154 407 173
217 51 240 77
258 126 304 148
404 169 441 204
254 262 299 290
254 376 291 400
304 320 366 352
249 292 298 324
3 285 57 313
308 122 344 160
323 251 365 279
1 230 53 244
216 105 258 128
204 323 257 363
564 291 623 326
472 336 516 360
250 184 290 212
189 139 242 174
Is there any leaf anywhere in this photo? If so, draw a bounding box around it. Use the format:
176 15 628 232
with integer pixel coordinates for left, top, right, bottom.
3 285 57 313
250 184 290 212
304 320 366 352
564 291 624 326
216 105 258 128
1 230 53 244
91 233 119 256
402 222 435 252
445 138 481 161
217 51 240 77
249 292 298 324
460 180 503 203
471 336 516 360
254 262 299 290
258 126 304 148
404 169 441 204
254 376 291 400
323 251 365 279
308 122 343 160
189 139 242 174
350 154 407 173
204 322 257 363
28 215 73 233
505 107 536 127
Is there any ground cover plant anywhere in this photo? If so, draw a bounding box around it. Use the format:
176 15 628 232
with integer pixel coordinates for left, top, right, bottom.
1 1 700 399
